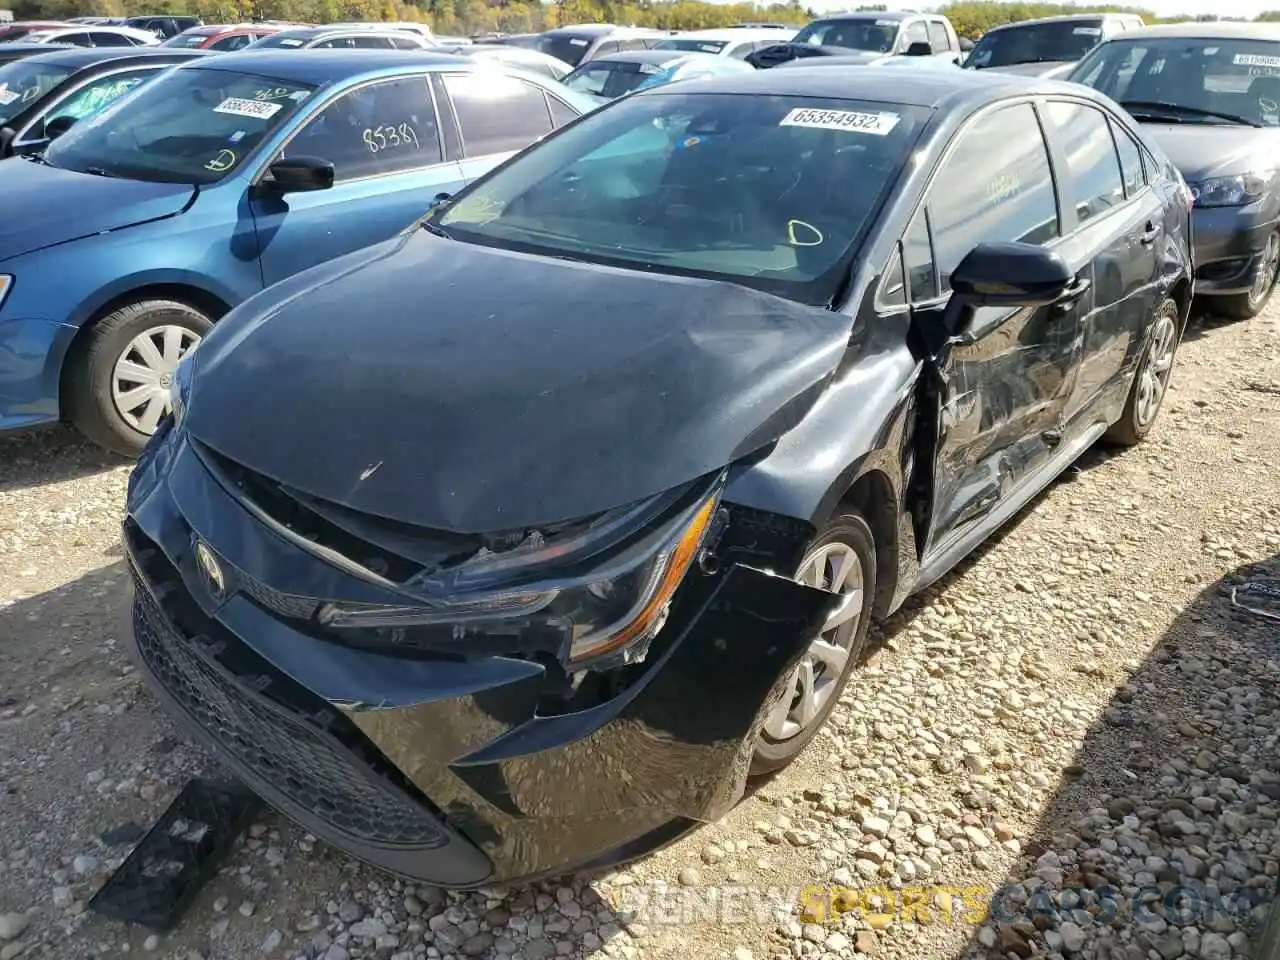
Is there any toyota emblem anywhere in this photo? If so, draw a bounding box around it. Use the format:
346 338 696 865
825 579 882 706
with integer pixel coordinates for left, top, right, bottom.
194 541 226 600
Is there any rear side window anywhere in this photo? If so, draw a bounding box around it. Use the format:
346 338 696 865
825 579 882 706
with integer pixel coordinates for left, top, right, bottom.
903 210 937 302
927 22 951 52
595 41 620 56
547 95 579 127
1043 100 1125 225
1110 118 1146 197
928 102 1060 292
209 33 252 51
389 35 421 50
443 72 553 156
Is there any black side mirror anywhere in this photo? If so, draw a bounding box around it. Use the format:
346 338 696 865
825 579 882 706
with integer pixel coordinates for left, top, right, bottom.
428 191 452 212
941 241 1074 336
0 126 15 156
45 115 77 140
905 41 934 57
262 155 335 193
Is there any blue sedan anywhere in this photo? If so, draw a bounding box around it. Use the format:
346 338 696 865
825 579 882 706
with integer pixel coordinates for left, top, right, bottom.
0 50 595 454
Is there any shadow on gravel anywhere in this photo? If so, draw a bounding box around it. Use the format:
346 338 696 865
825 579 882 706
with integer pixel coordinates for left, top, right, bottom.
0 425 127 494
948 552 1280 960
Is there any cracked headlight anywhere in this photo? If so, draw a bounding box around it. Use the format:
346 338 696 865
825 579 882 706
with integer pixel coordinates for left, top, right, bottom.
1190 173 1268 208
318 479 723 667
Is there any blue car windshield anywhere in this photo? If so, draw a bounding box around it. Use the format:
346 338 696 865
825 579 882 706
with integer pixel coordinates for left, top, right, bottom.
45 66 315 184
0 59 76 124
434 91 927 305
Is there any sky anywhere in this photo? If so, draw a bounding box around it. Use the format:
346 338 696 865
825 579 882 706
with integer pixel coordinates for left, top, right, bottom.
791 0 1274 16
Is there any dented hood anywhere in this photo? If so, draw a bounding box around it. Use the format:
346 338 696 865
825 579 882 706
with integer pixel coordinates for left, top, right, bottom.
187 232 853 534
0 156 195 262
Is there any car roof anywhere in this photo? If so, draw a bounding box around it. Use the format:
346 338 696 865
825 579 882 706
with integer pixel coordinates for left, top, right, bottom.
1118 21 1280 41
0 41 74 53
266 26 409 40
808 10 919 22
985 13 1110 33
192 49 474 84
17 46 209 68
543 24 665 37
662 27 792 41
586 49 691 66
647 61 1078 108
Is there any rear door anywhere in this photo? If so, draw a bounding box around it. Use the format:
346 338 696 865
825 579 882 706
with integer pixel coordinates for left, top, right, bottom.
435 71 562 183
251 73 466 287
1040 98 1163 428
909 99 1087 556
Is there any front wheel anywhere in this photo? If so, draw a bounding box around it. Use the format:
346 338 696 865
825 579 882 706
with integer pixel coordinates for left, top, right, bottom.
750 512 877 776
63 299 211 457
1105 296 1179 447
1217 230 1280 320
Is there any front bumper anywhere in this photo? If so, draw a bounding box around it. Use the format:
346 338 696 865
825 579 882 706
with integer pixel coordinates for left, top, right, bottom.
124 426 831 886
0 316 77 432
1191 205 1278 296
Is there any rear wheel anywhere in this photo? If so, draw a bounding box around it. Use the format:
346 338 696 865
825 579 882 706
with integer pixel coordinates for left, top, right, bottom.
1217 230 1280 320
63 299 210 457
750 512 877 776
1105 296 1179 447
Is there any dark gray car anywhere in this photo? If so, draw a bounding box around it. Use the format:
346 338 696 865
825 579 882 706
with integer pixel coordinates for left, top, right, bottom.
964 13 1143 77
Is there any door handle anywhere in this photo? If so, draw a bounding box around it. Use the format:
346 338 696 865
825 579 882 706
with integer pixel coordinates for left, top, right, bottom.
1140 221 1160 245
1054 275 1092 310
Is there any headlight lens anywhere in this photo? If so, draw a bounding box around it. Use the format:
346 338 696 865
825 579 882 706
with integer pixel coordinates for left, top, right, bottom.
318 481 722 667
0 275 13 310
1189 173 1268 208
169 347 198 427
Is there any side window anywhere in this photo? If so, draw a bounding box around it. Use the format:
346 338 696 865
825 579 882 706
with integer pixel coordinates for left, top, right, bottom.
281 76 442 181
595 40 620 56
903 210 938 302
96 31 135 47
350 35 395 49
64 32 97 46
879 248 907 308
389 35 422 50
928 102 1060 292
547 95 579 127
443 72 553 156
1043 101 1125 225
617 38 649 51
1109 118 1146 198
210 33 251 51
927 21 951 52
726 41 755 59
902 20 929 48
44 69 154 127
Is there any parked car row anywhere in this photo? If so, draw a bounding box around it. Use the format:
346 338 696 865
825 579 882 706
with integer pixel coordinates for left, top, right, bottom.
119 60 1199 890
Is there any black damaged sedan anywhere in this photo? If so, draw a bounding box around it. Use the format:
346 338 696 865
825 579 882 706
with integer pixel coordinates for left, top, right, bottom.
125 67 1193 886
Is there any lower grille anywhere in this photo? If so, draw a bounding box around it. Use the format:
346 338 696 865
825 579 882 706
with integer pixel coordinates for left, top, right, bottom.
131 578 446 849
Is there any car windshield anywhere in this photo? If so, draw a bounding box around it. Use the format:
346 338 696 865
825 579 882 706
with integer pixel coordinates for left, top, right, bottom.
965 20 1104 68
532 33 595 66
791 19 898 53
654 38 728 54
163 32 210 48
1071 36 1280 127
563 60 660 99
0 59 75 122
44 66 314 183
432 92 927 305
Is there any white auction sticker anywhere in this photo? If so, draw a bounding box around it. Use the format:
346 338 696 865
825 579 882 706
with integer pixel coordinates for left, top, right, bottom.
0 88 17 106
213 97 283 120
1235 53 1280 68
1073 26 1102 36
780 107 900 135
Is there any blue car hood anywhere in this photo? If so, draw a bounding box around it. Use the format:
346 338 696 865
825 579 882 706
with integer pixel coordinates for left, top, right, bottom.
186 233 854 534
0 157 195 262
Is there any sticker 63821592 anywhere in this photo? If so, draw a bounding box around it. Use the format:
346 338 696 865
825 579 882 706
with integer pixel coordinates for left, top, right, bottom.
779 108 901 136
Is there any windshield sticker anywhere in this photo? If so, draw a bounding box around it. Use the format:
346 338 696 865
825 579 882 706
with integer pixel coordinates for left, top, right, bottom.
639 63 661 75
0 86 17 106
1073 26 1102 36
876 19 898 26
252 86 292 101
213 97 283 119
779 108 901 135
205 148 236 172
227 129 246 143
362 122 420 154
447 194 504 224
278 38 304 46
1235 53 1280 68
569 38 588 46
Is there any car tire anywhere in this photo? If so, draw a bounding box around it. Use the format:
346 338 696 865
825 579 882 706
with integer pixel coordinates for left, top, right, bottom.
1105 295 1180 447
63 299 211 457
1218 230 1280 320
750 512 877 777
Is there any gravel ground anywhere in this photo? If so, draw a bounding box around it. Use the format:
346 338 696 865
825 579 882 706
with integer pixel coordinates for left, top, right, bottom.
1 300 1278 960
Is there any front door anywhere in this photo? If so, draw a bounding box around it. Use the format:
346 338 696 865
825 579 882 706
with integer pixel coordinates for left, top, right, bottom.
435 71 560 184
1041 99 1163 427
250 74 466 287
909 100 1087 557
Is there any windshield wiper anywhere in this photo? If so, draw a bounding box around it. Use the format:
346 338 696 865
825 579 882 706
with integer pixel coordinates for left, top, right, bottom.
1120 100 1262 128
419 220 451 239
81 166 119 178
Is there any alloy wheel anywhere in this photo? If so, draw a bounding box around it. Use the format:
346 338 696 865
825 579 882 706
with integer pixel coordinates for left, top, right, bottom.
761 541 865 742
110 324 202 435
1135 307 1177 430
1250 231 1280 310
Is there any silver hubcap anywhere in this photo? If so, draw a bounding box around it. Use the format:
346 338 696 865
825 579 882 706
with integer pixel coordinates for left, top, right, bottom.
1136 310 1176 429
1252 232 1280 306
110 325 201 435
761 541 864 742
